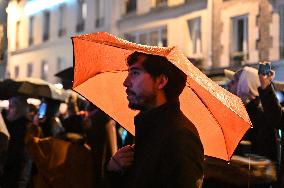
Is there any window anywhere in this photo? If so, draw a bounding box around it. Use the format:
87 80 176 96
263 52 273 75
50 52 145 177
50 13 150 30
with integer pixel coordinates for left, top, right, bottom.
15 21 21 49
124 27 167 47
94 0 105 28
76 0 86 32
27 63 33 77
41 60 48 80
58 4 67 37
156 0 167 7
43 11 50 41
280 5 284 58
125 0 136 14
29 16 34 45
231 15 248 65
57 57 66 71
14 65 19 78
187 17 202 54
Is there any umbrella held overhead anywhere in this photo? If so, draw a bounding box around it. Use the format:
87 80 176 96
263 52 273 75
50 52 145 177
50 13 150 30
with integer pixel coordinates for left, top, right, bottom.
72 32 252 161
0 77 68 102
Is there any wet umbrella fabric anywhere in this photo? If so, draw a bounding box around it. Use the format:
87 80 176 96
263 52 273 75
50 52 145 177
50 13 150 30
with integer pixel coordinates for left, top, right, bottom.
0 78 68 102
72 32 252 161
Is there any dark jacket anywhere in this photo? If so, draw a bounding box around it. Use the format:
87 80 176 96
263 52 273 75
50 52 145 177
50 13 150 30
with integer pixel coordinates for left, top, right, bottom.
109 101 204 188
259 84 284 131
1 116 32 188
236 85 284 161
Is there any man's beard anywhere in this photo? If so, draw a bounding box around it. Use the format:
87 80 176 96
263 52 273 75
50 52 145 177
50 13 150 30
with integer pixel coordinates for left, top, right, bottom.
128 93 156 111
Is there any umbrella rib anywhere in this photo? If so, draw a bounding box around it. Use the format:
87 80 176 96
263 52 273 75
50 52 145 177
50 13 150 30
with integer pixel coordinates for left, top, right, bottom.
189 86 230 159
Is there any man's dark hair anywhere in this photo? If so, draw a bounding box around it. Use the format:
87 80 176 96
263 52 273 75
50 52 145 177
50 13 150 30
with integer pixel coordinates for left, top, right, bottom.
127 51 187 101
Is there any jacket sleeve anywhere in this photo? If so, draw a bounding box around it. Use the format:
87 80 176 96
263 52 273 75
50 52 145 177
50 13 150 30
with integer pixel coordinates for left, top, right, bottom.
258 84 284 130
163 128 204 188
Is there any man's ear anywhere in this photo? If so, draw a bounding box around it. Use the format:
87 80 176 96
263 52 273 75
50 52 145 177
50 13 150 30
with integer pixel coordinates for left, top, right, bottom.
157 74 168 90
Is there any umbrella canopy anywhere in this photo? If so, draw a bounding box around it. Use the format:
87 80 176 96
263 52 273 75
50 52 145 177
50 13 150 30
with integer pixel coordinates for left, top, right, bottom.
54 67 74 82
72 32 252 161
0 78 68 102
54 67 74 89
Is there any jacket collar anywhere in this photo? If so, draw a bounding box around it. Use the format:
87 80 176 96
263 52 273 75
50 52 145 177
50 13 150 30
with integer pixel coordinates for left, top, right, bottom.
134 99 180 137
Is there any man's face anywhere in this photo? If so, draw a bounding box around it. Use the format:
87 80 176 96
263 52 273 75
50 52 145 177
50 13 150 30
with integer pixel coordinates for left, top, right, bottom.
123 59 159 111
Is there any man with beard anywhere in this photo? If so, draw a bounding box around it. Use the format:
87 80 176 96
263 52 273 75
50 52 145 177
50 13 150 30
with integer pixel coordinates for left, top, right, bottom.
106 52 204 188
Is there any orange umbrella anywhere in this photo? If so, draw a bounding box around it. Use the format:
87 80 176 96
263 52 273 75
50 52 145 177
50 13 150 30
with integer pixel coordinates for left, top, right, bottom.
72 32 252 161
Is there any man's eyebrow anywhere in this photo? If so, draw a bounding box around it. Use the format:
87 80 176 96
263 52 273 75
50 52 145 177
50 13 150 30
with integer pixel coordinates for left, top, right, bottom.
129 67 142 71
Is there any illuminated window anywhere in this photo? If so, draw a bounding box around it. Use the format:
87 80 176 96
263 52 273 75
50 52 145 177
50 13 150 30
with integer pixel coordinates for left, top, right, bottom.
29 16 34 45
230 15 248 65
187 17 202 54
94 0 105 28
58 4 66 37
41 60 48 80
76 0 86 32
42 11 50 41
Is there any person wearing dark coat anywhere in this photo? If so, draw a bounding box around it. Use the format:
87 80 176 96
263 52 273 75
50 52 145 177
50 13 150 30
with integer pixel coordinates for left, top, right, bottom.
258 70 284 188
203 66 284 188
0 97 32 188
106 52 204 188
0 112 9 180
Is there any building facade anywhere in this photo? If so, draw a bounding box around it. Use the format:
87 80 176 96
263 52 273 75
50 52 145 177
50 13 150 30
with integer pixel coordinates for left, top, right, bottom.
6 0 120 83
5 0 284 83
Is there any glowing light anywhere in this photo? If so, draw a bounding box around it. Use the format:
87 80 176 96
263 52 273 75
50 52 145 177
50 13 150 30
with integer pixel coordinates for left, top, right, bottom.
54 83 63 89
24 0 73 16
275 91 284 103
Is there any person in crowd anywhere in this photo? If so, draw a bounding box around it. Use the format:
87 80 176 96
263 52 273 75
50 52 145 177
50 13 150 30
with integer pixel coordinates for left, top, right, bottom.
83 103 118 187
25 119 95 188
61 93 85 134
26 103 37 122
25 98 96 188
204 66 284 188
0 96 32 188
106 52 204 188
258 67 284 188
0 112 9 182
37 98 64 137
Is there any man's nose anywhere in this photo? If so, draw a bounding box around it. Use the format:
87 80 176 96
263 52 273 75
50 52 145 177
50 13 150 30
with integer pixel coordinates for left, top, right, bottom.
123 76 131 87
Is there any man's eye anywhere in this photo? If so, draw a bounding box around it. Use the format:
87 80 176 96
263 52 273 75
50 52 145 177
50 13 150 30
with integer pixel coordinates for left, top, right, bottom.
132 71 139 76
